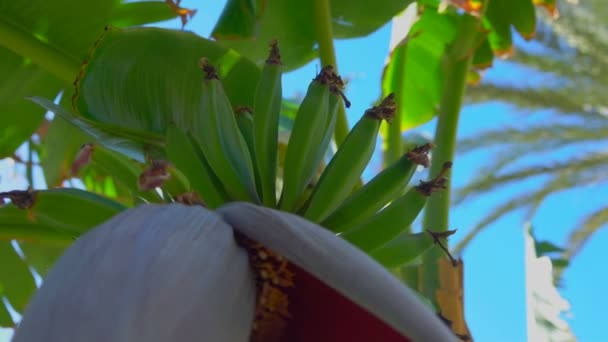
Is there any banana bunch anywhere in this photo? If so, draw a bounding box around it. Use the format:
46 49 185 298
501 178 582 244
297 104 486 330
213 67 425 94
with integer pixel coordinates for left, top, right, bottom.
27 40 452 264
151 41 453 260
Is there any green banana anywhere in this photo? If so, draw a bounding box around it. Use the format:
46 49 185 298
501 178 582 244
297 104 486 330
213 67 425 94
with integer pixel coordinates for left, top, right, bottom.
165 125 228 208
304 94 396 223
312 71 350 177
279 66 333 211
341 162 452 252
316 71 350 164
370 231 435 268
292 74 350 212
235 107 256 162
322 143 434 232
192 59 259 203
370 229 458 268
235 106 264 200
293 182 316 213
253 40 282 207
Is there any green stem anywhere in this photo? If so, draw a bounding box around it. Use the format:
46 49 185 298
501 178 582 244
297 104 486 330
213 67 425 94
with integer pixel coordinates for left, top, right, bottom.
424 61 469 230
419 16 479 305
313 0 349 145
0 16 79 83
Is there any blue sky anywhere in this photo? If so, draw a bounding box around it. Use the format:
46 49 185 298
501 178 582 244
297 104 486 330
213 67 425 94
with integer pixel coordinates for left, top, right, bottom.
2 2 607 341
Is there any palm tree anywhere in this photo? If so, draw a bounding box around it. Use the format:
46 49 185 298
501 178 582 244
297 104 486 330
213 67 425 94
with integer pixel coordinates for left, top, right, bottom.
452 0 608 281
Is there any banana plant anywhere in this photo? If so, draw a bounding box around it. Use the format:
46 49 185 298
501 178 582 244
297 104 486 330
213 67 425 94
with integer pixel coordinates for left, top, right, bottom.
1 24 457 340
0 1 556 340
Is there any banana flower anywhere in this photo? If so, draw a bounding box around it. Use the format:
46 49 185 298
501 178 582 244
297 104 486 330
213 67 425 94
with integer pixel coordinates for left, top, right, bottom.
13 203 455 342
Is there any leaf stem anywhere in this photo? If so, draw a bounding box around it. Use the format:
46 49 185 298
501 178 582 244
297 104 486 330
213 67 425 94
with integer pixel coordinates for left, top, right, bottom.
419 16 479 304
312 0 349 145
0 16 79 83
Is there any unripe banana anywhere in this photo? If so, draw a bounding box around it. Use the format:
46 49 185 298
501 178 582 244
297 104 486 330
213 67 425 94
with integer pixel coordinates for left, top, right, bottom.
292 73 350 212
235 106 264 199
315 71 350 167
234 106 256 162
341 162 452 252
322 143 434 232
279 67 333 211
192 60 259 203
304 94 396 223
293 182 316 212
369 231 435 268
370 229 457 268
165 125 228 208
253 41 282 207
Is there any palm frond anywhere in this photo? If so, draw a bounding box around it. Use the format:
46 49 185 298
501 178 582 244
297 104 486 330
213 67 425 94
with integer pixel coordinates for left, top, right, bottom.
452 0 608 282
452 169 603 254
511 49 594 83
455 152 608 203
457 124 608 155
466 84 587 113
536 1 608 72
561 206 608 266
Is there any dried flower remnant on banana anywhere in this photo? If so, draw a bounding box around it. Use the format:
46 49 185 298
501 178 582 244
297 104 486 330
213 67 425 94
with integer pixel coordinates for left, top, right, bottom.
0 187 36 209
138 160 172 191
406 143 435 168
174 191 207 207
364 93 396 122
416 162 452 196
